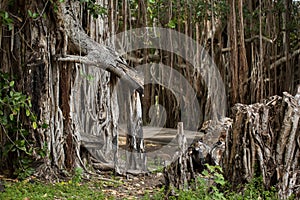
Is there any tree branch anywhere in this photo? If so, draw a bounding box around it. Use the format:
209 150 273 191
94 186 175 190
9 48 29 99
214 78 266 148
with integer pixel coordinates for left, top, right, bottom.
55 1 144 93
245 35 276 43
270 49 300 70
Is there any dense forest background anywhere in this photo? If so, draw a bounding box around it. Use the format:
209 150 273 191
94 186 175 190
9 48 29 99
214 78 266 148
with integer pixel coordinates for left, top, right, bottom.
0 0 299 196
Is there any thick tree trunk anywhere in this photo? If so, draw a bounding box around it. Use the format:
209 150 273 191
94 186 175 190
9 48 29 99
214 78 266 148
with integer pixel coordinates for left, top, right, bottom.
0 0 144 179
54 0 145 175
164 92 300 199
223 92 300 199
126 92 146 172
164 119 232 196
55 1 143 93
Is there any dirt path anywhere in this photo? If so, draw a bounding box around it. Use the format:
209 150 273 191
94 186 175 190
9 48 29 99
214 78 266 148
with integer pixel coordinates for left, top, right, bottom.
100 172 164 199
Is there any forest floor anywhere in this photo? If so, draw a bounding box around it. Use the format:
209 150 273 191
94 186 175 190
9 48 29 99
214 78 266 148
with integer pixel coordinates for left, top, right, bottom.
100 139 168 199
0 128 207 199
0 141 166 199
0 128 209 199
99 170 164 199
0 171 164 199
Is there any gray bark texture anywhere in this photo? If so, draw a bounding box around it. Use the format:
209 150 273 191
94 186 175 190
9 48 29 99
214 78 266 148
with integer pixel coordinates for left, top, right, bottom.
53 0 145 175
55 1 143 93
0 0 144 179
223 92 300 199
164 120 232 196
164 92 300 199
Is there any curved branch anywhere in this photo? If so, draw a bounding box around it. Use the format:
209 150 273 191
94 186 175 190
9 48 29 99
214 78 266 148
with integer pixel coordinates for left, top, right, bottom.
55 1 143 93
270 49 300 70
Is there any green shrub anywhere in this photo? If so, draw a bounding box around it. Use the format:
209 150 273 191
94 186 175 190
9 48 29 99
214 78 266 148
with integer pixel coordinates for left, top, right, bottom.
0 72 47 179
147 164 282 200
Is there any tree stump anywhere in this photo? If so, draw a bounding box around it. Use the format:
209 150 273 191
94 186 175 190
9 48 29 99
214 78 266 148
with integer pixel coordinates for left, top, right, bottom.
164 119 232 196
164 93 300 199
223 93 300 199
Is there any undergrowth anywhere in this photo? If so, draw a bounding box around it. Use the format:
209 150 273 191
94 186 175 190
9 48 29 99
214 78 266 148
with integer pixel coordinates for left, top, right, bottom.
0 179 108 200
0 72 48 179
0 167 295 200
143 164 291 200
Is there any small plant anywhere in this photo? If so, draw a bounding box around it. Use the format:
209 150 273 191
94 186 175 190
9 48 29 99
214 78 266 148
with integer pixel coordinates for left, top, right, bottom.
142 187 165 200
239 176 279 200
154 164 281 200
201 164 226 200
27 10 39 19
71 167 83 184
0 72 47 179
176 164 226 200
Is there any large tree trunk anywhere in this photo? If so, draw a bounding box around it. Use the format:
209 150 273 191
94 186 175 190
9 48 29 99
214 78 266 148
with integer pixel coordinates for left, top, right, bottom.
164 119 232 196
0 0 144 179
223 92 300 199
164 92 300 199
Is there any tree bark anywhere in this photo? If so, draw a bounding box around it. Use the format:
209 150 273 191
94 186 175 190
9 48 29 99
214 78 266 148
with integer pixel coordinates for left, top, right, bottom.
55 1 143 93
164 119 232 196
0 0 144 179
126 92 146 172
223 93 300 199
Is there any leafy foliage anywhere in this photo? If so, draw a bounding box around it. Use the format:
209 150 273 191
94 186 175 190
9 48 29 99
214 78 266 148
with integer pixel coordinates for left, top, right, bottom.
0 10 13 30
27 10 39 19
144 164 282 200
0 72 47 179
79 0 107 18
71 167 83 184
145 0 228 28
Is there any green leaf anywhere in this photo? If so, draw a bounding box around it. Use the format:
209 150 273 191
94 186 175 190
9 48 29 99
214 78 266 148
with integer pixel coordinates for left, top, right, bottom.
42 123 49 129
4 11 8 19
167 20 176 28
202 170 209 176
12 109 18 115
215 178 226 186
26 109 30 116
214 165 223 172
8 23 13 31
27 98 32 107
32 121 37 129
9 114 13 120
16 139 25 147
1 117 8 125
205 163 214 171
32 13 39 19
28 10 33 17
18 146 27 152
9 81 14 87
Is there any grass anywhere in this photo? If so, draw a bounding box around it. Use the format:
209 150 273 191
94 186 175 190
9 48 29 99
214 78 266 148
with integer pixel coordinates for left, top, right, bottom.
0 180 109 200
142 165 291 200
0 169 295 200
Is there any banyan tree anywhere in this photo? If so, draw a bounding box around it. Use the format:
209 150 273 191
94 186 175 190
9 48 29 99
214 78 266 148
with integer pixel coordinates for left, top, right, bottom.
0 0 145 178
0 0 299 199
